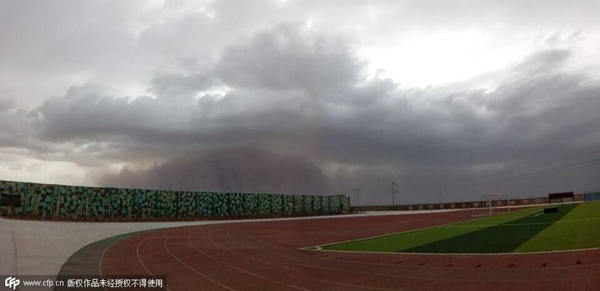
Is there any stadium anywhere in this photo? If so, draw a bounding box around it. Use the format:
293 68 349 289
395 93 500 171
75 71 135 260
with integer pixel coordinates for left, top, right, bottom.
2 1 600 291
2 180 600 290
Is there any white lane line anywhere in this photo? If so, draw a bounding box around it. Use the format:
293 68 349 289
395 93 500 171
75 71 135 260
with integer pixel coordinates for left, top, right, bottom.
194 231 309 291
226 230 402 291
238 227 600 282
240 227 600 272
164 235 236 291
136 234 174 291
99 234 145 291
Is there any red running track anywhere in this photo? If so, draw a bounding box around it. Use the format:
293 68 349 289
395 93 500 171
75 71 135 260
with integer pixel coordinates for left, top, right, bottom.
100 211 600 291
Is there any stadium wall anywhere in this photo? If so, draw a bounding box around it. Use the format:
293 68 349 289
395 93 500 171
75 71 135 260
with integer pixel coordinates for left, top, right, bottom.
583 192 600 202
0 180 350 221
352 194 587 212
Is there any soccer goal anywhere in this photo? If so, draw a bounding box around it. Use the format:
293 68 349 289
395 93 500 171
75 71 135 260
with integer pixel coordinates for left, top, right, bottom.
471 193 510 217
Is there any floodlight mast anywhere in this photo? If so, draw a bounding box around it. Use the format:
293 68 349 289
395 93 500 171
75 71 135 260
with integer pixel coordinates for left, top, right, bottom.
352 188 360 206
388 181 399 205
489 195 492 217
392 181 396 205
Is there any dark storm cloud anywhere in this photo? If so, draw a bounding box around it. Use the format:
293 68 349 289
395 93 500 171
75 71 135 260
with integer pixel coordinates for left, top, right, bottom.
33 24 364 143
100 145 331 195
35 84 170 141
27 23 600 203
0 0 589 205
216 24 364 91
0 97 41 150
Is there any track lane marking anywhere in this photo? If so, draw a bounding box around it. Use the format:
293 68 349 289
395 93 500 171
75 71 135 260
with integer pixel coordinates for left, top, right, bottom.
136 234 174 291
100 232 159 291
230 230 436 282
198 230 309 291
204 230 399 291
238 225 600 281
163 235 236 291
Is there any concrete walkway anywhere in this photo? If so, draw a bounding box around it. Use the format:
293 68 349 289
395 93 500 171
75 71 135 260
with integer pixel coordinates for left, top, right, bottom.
0 209 460 278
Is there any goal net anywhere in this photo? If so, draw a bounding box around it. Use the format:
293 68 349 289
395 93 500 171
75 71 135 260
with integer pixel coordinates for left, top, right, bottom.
471 193 510 217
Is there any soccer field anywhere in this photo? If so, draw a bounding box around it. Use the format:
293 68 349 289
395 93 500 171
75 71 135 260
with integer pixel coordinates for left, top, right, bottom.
322 201 600 254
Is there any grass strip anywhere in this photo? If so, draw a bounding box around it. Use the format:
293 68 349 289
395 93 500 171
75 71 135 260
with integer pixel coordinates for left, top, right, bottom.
323 206 548 253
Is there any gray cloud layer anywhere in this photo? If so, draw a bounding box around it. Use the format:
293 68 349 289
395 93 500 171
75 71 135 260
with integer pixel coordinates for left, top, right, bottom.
27 24 600 204
2 1 600 204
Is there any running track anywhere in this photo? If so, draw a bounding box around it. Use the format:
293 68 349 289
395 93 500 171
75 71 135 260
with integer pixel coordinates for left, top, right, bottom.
65 210 600 290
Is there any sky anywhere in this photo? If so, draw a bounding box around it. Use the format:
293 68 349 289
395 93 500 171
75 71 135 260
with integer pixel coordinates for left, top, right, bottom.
1 0 600 205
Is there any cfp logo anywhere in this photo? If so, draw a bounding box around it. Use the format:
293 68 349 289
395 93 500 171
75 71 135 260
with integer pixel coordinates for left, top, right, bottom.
4 277 20 290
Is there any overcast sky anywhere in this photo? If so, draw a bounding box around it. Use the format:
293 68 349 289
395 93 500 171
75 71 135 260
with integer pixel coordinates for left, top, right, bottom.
1 0 600 205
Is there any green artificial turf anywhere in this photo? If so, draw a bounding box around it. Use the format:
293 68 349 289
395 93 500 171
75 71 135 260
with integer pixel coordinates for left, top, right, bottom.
514 202 600 252
322 202 600 254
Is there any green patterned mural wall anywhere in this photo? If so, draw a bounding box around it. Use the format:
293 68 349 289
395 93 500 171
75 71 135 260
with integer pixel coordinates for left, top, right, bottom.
0 180 349 220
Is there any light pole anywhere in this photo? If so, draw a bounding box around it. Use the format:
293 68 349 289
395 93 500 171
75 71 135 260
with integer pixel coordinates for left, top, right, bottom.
391 181 396 205
352 188 360 206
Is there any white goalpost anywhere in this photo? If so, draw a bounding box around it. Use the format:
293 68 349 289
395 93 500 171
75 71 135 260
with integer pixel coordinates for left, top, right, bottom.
471 193 510 218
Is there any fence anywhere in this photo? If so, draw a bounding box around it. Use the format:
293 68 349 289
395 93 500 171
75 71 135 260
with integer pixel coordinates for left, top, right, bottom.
583 192 600 202
0 180 350 221
352 194 588 212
